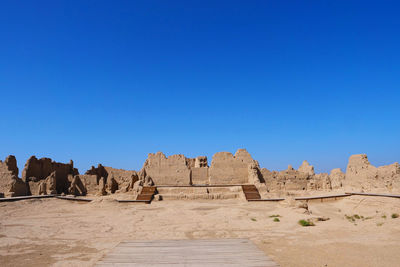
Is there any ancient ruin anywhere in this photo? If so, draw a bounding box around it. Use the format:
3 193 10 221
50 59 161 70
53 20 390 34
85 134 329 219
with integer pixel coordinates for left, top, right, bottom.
0 150 399 199
0 155 27 197
22 156 78 195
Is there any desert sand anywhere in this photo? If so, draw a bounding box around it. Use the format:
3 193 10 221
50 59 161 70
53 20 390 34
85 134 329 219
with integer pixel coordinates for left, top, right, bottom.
1 195 399 267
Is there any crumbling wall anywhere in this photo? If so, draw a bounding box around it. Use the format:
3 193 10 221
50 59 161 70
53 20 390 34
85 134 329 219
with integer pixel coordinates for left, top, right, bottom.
104 167 138 192
1 155 18 176
344 154 400 191
85 164 108 183
298 160 315 176
83 165 138 195
309 173 331 190
74 174 98 195
142 152 191 185
0 155 28 197
260 155 400 193
260 168 282 191
22 156 78 195
261 161 328 192
191 156 209 184
283 165 310 190
330 168 345 189
209 149 258 184
2 151 398 197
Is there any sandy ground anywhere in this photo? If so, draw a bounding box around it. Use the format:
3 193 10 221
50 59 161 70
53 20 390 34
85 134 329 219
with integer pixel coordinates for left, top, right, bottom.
0 195 399 267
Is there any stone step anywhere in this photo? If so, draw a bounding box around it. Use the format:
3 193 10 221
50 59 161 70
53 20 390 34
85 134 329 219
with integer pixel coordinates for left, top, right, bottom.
156 186 244 200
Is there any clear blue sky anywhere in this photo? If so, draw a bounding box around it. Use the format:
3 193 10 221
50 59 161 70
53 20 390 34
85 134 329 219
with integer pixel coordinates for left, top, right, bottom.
1 1 399 175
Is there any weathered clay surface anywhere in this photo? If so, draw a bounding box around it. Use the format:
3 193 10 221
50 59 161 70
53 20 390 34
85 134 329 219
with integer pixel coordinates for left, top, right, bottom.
298 161 315 176
75 174 98 195
330 168 345 189
142 152 191 185
68 175 87 196
5 175 28 197
191 167 209 184
209 149 258 184
104 167 138 193
85 164 108 183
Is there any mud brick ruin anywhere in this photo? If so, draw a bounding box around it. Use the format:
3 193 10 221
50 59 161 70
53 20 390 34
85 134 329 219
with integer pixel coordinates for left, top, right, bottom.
1 149 399 199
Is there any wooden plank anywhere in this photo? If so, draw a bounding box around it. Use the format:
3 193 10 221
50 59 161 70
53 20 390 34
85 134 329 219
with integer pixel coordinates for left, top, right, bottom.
294 194 351 201
117 200 150 204
248 198 285 202
95 239 279 266
346 192 400 198
55 196 92 202
0 194 56 202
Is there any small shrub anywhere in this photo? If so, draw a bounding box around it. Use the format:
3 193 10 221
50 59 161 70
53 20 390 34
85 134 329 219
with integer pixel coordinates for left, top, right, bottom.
345 214 366 222
345 215 355 222
251 218 257 221
392 213 399 219
377 222 384 226
382 215 387 219
298 219 315 227
269 215 281 218
273 218 280 222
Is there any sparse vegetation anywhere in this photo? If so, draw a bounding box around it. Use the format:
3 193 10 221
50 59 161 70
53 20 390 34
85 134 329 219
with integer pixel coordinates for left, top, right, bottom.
269 215 281 218
251 218 257 221
377 222 384 226
298 219 315 227
345 214 371 222
392 213 399 219
273 218 280 222
382 215 387 219
345 215 356 222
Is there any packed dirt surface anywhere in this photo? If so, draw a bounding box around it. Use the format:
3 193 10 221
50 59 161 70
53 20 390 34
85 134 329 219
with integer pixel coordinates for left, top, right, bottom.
1 196 399 267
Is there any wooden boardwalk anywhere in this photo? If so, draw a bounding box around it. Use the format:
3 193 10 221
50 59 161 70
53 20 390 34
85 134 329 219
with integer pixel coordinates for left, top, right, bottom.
0 194 56 202
346 192 400 198
294 193 351 201
95 239 279 266
55 196 93 202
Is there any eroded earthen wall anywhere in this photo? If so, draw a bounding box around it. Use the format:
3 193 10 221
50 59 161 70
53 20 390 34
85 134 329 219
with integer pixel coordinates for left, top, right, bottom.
142 152 191 185
0 155 27 197
209 149 258 184
344 154 400 191
22 156 78 194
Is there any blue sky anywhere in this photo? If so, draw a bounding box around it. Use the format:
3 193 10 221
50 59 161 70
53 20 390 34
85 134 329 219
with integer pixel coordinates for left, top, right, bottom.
1 1 399 175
